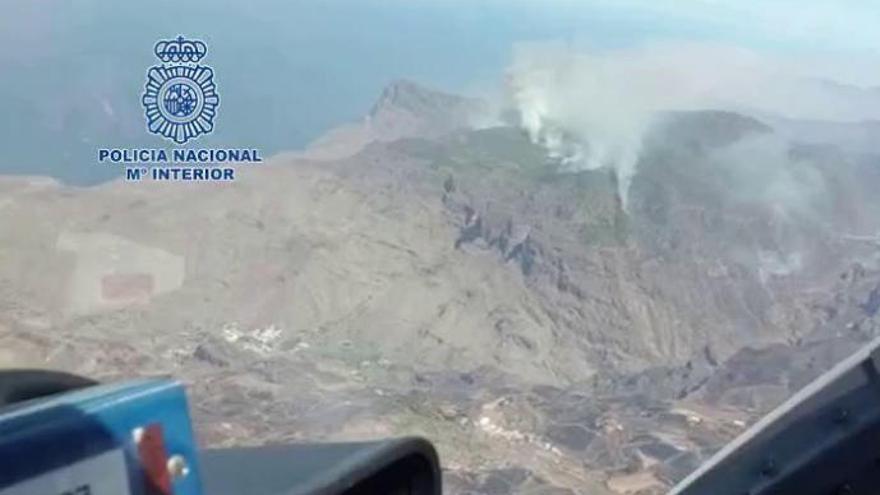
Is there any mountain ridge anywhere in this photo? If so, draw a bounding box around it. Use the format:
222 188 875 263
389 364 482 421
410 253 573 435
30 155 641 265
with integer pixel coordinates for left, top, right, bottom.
2 80 880 494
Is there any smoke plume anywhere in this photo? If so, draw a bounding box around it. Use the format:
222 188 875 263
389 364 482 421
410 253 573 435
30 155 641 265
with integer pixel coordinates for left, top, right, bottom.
505 41 880 210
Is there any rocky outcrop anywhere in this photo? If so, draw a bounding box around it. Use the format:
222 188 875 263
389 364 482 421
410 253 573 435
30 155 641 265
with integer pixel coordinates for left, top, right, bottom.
303 79 489 160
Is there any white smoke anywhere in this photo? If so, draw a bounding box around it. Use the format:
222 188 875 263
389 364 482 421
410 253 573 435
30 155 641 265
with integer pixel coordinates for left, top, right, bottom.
711 134 828 219
505 41 880 210
758 250 804 285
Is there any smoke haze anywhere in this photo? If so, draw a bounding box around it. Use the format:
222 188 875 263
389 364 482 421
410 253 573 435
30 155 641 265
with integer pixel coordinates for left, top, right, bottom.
505 41 880 209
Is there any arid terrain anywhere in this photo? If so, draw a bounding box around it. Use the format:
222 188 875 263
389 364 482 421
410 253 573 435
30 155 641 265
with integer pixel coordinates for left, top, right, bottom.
2 81 880 494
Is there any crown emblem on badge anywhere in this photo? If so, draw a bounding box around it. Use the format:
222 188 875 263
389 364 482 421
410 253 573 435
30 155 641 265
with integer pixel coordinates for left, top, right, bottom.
154 36 208 63
142 35 220 145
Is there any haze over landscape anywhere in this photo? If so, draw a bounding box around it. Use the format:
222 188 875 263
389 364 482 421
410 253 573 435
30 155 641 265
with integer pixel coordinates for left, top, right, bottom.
2 1 880 494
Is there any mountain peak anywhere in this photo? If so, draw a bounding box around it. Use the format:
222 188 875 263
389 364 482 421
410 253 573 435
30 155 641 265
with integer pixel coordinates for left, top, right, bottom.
369 79 480 121
303 80 487 161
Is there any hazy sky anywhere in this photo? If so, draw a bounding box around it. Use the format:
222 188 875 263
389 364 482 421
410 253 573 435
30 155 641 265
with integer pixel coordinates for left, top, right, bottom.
0 0 876 182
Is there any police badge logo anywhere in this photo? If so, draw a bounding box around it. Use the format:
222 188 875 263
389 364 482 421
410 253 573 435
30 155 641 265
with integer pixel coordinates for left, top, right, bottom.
142 36 220 145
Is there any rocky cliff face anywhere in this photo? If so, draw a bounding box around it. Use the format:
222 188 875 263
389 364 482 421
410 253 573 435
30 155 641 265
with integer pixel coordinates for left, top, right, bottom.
1 81 879 494
302 79 490 161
